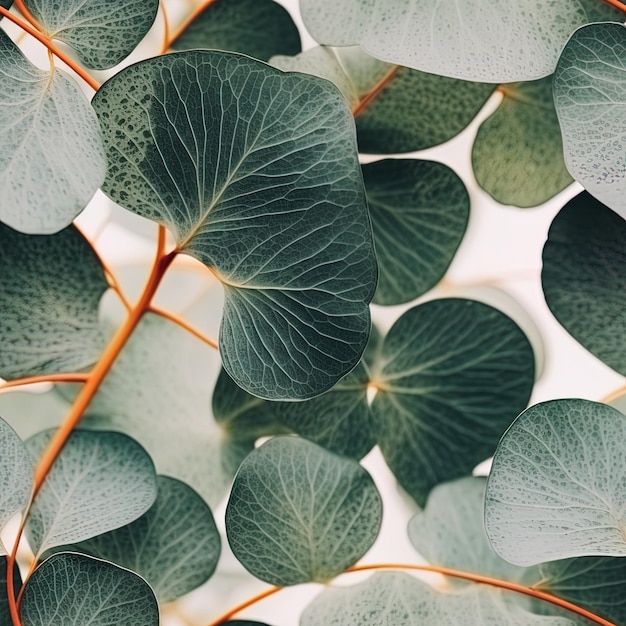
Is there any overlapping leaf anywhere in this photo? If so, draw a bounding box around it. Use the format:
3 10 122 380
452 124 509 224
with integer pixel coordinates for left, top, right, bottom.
486 399 626 566
93 50 377 400
0 30 105 233
225 436 382 586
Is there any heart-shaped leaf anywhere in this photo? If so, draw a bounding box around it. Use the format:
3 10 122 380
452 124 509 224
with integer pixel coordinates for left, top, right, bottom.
93 50 377 400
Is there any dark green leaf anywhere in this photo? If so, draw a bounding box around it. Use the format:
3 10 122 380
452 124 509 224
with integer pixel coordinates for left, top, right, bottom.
93 50 377 400
363 159 469 305
24 0 159 69
542 192 626 375
486 399 626 566
0 30 105 233
0 555 21 624
0 1 13 9
225 436 382 585
20 552 159 626
171 0 300 61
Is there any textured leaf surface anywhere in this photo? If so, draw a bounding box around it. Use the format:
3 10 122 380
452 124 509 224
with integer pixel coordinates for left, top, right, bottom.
542 192 626 375
0 30 105 233
171 0 300 61
371 298 534 506
364 159 469 305
26 430 157 556
225 437 382 586
486 399 626 566
20 552 159 626
0 223 108 380
93 50 376 400
473 77 571 207
24 0 159 69
0 556 21 623
554 22 626 219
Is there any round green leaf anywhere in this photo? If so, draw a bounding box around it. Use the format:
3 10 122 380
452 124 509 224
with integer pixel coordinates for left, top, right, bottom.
26 429 157 556
225 436 382 586
363 159 469 305
23 0 159 69
486 399 626 566
371 298 535 506
542 192 626 375
171 0 300 61
0 30 105 233
93 50 377 400
20 552 159 626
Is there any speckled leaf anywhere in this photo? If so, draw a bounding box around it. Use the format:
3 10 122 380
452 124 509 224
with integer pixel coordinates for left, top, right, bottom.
225 436 382 586
0 223 108 380
171 0 300 61
486 399 626 566
371 298 534 507
60 476 220 603
20 552 159 626
364 159 469 305
23 0 159 69
0 30 105 233
0 556 21 623
473 76 572 207
554 22 626 220
300 0 623 82
542 192 626 375
93 50 377 401
25 429 157 556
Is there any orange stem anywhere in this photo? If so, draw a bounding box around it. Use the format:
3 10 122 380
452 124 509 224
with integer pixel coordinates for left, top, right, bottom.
148 306 219 350
601 384 626 404
602 0 626 11
0 373 89 393
210 586 281 625
159 0 171 54
352 65 400 117
165 0 219 50
12 0 39 30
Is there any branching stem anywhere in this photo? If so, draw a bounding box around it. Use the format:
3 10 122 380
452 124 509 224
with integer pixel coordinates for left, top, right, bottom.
0 373 89 392
148 306 219 350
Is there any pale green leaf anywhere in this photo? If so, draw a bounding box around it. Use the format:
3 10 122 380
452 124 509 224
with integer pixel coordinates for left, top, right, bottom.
0 556 21 624
225 436 382 586
26 429 157 556
0 30 105 233
485 399 626 566
20 552 159 626
93 50 377 400
364 159 469 305
171 0 300 61
24 0 159 69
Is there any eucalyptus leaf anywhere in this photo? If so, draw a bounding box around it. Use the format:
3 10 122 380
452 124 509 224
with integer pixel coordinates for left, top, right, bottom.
364 159 469 305
371 298 535 506
225 436 382 586
0 29 105 233
0 1 12 8
23 0 159 69
0 555 21 624
20 552 159 626
542 192 626 375
171 0 300 61
26 429 157 556
485 399 626 566
93 50 377 400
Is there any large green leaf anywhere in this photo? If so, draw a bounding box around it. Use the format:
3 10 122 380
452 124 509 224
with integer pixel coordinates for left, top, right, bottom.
23 0 159 69
0 30 105 233
0 223 108 380
554 22 626 220
93 50 377 400
473 77 572 207
171 0 300 61
485 399 626 566
20 552 159 626
363 159 469 305
371 298 535 506
26 429 157 556
542 192 626 375
225 436 382 586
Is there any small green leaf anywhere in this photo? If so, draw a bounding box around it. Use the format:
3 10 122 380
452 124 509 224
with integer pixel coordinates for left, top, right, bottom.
225 436 382 586
472 77 572 207
23 0 159 69
171 0 300 61
26 429 157 556
364 159 469 305
20 552 159 626
485 399 626 566
542 192 626 375
0 555 21 624
371 298 535 506
0 30 105 233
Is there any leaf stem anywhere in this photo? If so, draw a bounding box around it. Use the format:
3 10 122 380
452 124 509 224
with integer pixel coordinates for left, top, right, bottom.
0 373 90 393
148 306 219 350
210 585 281 625
159 0 171 54
602 0 626 12
601 384 626 404
164 0 219 50
352 65 400 117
